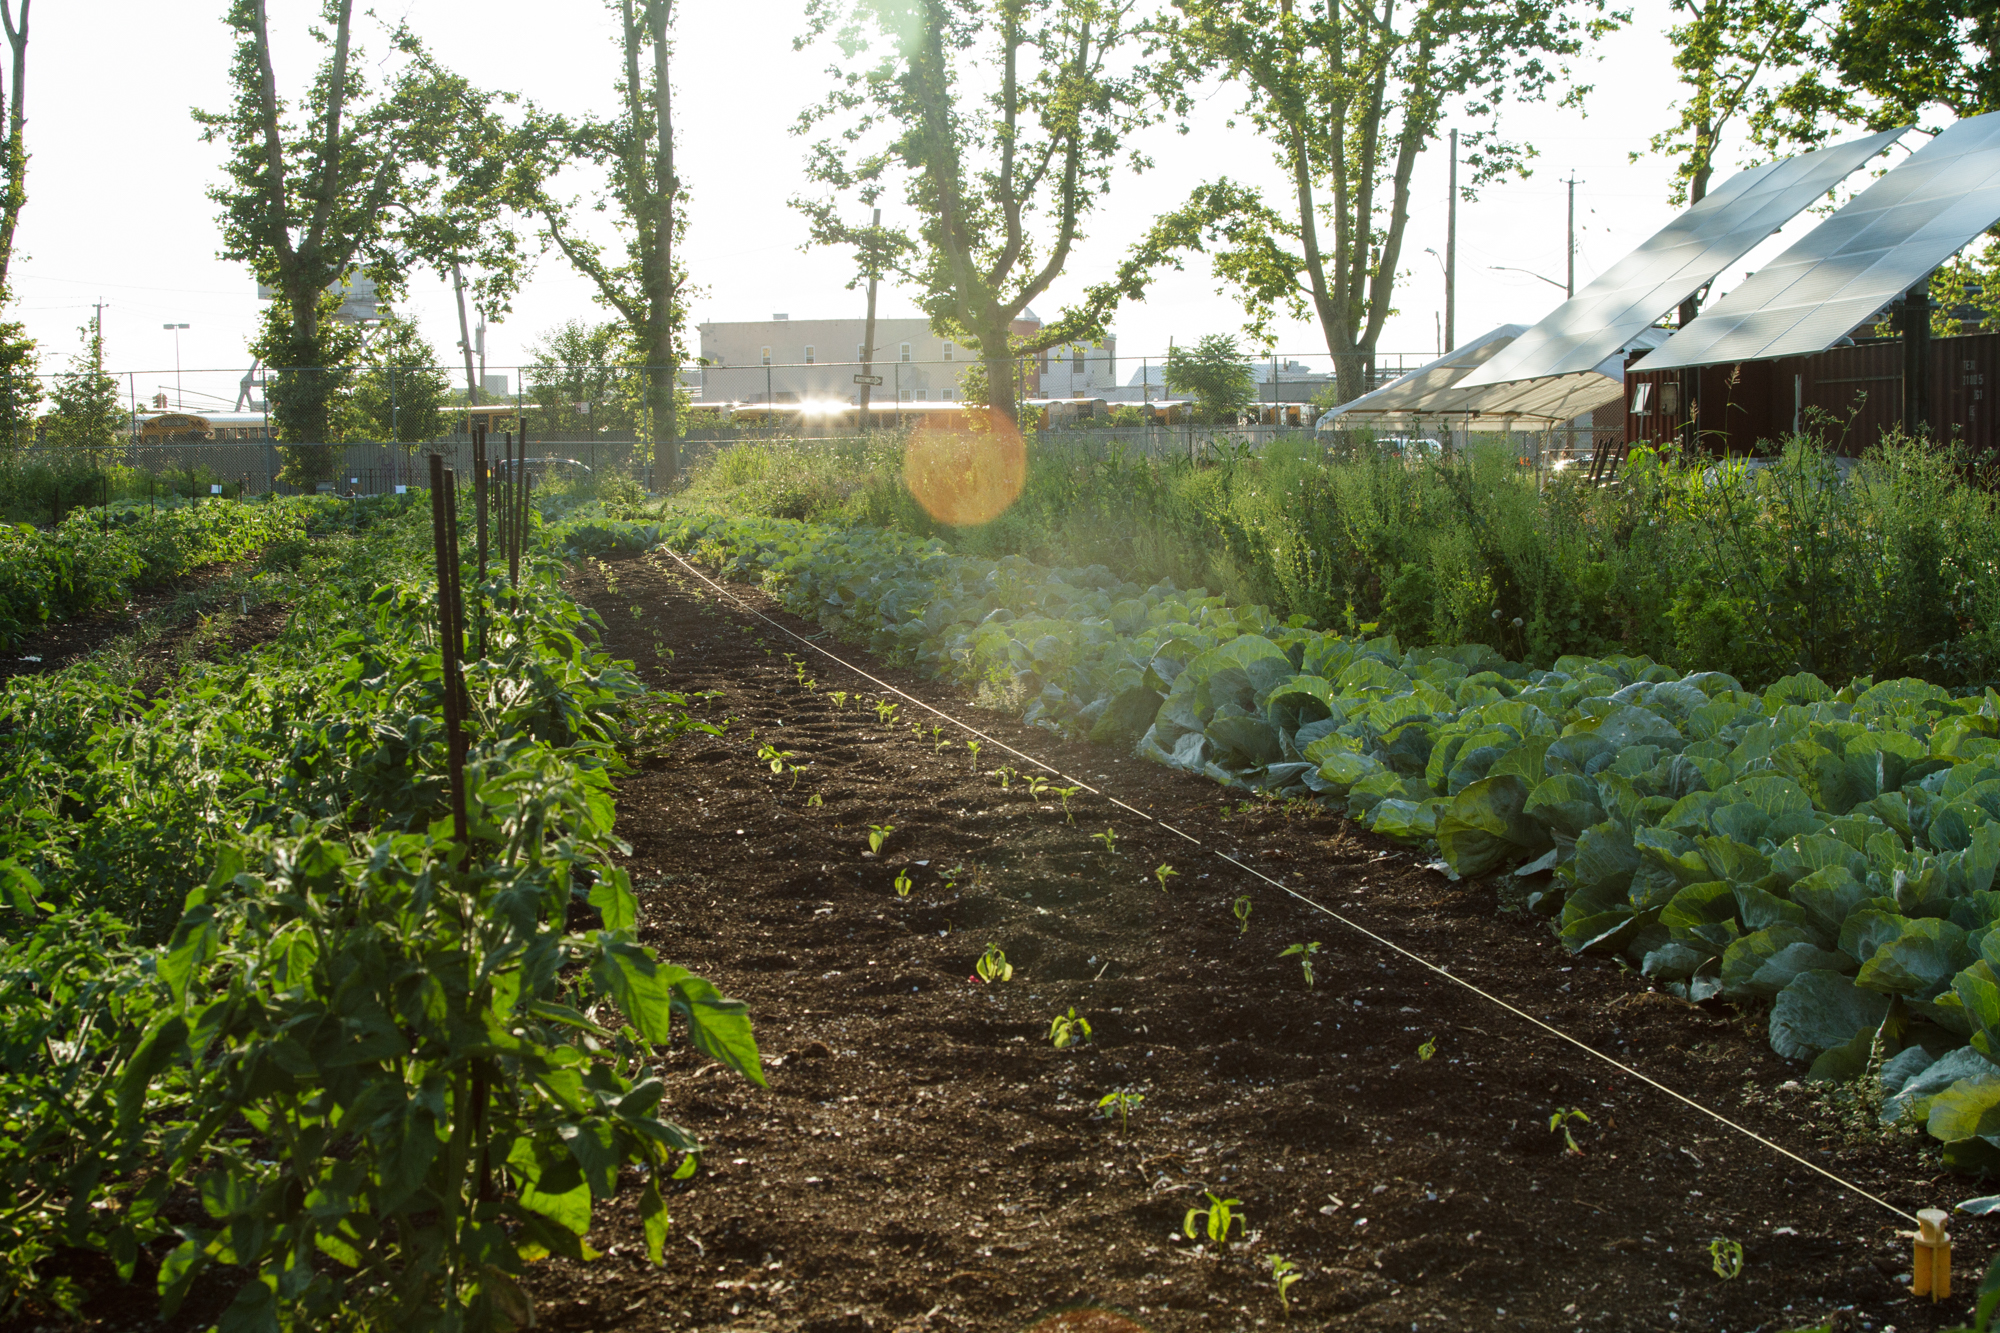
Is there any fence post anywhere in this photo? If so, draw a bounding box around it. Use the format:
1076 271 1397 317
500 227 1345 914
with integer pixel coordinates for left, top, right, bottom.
427 453 470 847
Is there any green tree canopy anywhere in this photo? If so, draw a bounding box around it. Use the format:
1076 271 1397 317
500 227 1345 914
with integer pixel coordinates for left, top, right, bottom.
350 318 449 443
794 0 1163 423
1164 335 1256 424
43 315 121 451
522 319 640 438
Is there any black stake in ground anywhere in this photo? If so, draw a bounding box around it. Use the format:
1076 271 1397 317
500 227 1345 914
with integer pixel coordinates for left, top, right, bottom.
507 430 521 590
472 428 490 658
428 454 470 847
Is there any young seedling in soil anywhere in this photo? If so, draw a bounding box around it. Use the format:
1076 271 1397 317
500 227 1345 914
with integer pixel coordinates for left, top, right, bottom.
1280 941 1322 988
1097 1088 1144 1136
1055 785 1083 823
1708 1237 1744 1279
974 944 1014 983
1091 828 1117 855
935 734 954 755
757 741 801 787
1184 1192 1244 1245
873 700 899 725
1549 1106 1590 1154
893 869 913 897
1049 1007 1092 1049
806 793 824 808
867 823 895 855
1024 774 1050 799
1154 863 1178 892
1418 1037 1438 1061
966 739 981 769
829 690 848 709
994 765 1017 791
1267 1253 1303 1317
1233 895 1253 931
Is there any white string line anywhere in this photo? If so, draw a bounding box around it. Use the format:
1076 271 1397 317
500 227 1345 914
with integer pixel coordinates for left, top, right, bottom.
653 547 1923 1228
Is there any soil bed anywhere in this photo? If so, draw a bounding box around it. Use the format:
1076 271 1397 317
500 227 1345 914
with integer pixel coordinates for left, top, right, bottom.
524 549 1998 1333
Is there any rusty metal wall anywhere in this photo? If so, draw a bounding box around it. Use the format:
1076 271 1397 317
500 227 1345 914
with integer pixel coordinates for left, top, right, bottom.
1619 330 2000 455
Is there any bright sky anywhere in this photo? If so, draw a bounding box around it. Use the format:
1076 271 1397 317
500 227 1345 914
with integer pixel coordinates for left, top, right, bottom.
11 0 1888 410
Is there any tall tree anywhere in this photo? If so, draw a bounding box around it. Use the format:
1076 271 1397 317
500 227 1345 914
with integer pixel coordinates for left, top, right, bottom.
795 0 1161 425
0 1 29 297
1136 0 1620 401
523 318 640 438
194 1 459 461
530 0 685 485
44 314 121 451
350 317 449 443
1642 0 1817 208
1164 333 1256 423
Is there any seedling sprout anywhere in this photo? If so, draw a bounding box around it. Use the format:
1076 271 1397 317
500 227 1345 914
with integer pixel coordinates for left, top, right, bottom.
1154 863 1179 892
1708 1236 1744 1280
974 944 1013 983
867 824 895 855
1055 785 1082 823
1091 828 1117 855
1184 1192 1243 1245
1267 1253 1303 1316
1279 941 1322 988
893 869 913 897
1048 1007 1092 1049
1549 1106 1590 1154
1232 895 1253 932
1417 1037 1437 1061
1097 1088 1144 1136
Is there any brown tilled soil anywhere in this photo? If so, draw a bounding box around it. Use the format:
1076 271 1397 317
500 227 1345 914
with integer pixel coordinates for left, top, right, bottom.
0 562 289 690
510 548 1998 1333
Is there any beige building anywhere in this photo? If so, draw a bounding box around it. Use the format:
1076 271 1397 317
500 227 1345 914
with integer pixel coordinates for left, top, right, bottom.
696 315 976 404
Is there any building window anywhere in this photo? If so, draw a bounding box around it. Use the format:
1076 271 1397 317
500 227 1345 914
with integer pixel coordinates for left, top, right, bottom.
900 343 911 362
943 389 955 401
761 346 771 366
942 341 955 361
804 345 815 364
1072 347 1085 373
917 389 928 401
1073 390 1086 400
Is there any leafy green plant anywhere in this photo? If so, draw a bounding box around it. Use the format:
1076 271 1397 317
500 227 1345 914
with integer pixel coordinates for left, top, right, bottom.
1550 1106 1590 1155
867 823 895 854
1049 1007 1092 1049
757 740 801 787
872 699 898 725
1097 1088 1144 1135
994 764 1016 790
1055 785 1082 823
1091 827 1117 855
974 944 1014 983
1709 1236 1744 1280
966 739 981 768
893 868 913 897
1184 1192 1244 1244
829 690 849 709
1267 1252 1303 1316
1154 863 1178 892
806 792 824 808
1280 941 1322 988
1232 895 1252 932
1417 1036 1437 1061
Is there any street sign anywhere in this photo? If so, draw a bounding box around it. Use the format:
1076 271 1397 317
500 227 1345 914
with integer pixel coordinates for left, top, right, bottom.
853 374 884 386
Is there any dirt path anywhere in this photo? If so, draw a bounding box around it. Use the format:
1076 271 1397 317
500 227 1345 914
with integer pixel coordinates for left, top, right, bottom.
535 549 1991 1333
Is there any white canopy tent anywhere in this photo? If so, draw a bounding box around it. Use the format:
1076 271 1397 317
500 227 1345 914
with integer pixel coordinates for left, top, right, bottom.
1319 325 1669 436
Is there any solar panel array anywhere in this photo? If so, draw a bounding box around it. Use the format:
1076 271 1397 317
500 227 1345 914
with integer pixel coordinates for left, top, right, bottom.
1459 129 1905 389
1636 110 2000 372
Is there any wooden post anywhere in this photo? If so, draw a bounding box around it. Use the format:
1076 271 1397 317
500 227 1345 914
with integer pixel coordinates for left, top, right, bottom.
428 455 470 848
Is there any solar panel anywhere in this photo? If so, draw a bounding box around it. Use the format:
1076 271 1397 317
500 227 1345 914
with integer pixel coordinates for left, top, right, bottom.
1458 128 1906 389
1635 110 2000 372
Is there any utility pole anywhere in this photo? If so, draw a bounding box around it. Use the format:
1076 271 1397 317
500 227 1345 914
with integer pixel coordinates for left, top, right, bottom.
451 260 478 411
1445 129 1457 353
1563 173 1581 298
858 207 881 426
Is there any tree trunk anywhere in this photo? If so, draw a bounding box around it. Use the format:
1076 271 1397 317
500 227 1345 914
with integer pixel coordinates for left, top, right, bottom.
0 0 28 298
452 261 479 405
979 321 1018 426
647 0 678 487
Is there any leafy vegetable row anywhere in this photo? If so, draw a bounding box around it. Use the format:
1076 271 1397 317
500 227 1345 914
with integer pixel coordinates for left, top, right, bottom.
661 510 2000 1175
0 498 327 651
1 498 761 1328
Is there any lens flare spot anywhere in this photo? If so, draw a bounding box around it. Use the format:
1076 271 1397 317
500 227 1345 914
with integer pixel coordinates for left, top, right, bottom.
903 418 1026 527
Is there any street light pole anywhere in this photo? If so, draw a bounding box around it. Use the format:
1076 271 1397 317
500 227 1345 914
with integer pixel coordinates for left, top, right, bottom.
163 323 189 406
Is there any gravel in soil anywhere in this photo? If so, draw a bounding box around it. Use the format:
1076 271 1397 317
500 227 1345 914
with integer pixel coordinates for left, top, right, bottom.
527 549 1997 1333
